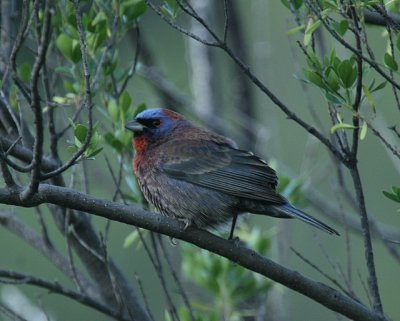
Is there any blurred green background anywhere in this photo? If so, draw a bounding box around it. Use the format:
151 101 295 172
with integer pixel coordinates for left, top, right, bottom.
1 1 400 320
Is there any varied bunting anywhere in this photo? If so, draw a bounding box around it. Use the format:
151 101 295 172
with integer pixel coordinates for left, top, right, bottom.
126 108 339 238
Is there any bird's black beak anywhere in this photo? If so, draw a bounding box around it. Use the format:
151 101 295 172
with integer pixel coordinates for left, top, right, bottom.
125 119 144 133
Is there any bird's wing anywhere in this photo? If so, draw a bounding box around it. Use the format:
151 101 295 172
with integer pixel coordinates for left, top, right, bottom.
160 139 285 203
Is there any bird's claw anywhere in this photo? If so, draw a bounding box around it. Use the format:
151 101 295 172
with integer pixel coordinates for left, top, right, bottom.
179 218 191 230
168 236 178 246
228 236 242 247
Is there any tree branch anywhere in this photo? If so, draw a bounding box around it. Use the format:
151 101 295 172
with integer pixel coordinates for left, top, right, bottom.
145 0 346 163
20 0 51 201
0 269 131 321
0 210 100 300
0 183 388 321
39 0 95 181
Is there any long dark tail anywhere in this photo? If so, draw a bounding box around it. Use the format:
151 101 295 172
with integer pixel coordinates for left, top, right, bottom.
272 203 339 236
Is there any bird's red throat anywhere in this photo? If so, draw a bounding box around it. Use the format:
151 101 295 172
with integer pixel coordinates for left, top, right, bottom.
133 136 149 153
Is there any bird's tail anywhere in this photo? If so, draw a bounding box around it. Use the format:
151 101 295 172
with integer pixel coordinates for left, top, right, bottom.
272 203 339 236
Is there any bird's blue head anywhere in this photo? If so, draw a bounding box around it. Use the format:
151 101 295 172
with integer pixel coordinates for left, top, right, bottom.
125 108 188 149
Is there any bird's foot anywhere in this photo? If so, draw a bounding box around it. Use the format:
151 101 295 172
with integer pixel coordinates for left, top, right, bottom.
168 236 178 246
179 218 192 230
228 236 242 247
168 218 191 246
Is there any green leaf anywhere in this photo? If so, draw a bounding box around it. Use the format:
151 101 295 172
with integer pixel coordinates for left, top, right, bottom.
56 33 81 63
325 92 343 104
330 123 356 134
123 230 139 248
119 91 132 114
63 80 76 93
337 60 357 88
304 70 325 88
107 99 119 122
359 121 368 140
133 103 146 117
56 34 73 61
55 66 73 76
53 96 67 104
287 24 305 36
333 20 349 36
86 147 103 158
91 11 108 26
322 0 338 9
304 19 321 46
383 189 400 203
165 311 173 321
67 145 78 155
384 53 398 71
371 81 387 93
104 132 125 152
306 47 322 70
362 84 376 113
121 0 147 21
326 68 340 91
71 39 82 63
160 0 179 19
119 91 132 122
18 63 32 82
281 0 303 10
103 58 118 76
305 19 322 35
74 124 88 143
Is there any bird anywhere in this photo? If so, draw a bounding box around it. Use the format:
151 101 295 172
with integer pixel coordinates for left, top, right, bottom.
125 108 339 239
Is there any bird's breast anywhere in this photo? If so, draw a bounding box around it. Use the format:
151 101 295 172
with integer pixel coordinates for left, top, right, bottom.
133 136 149 153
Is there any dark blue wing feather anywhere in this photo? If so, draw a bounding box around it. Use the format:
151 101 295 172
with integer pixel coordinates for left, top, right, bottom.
160 140 285 204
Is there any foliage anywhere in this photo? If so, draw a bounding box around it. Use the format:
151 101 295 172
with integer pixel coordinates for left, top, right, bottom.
383 186 400 205
178 225 272 321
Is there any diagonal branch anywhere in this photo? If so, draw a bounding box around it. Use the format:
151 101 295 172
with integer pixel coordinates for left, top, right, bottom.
0 210 100 301
0 183 388 321
0 269 131 321
145 0 345 163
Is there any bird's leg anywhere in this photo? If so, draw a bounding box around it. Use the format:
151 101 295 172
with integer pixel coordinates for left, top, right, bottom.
228 213 238 240
179 218 191 230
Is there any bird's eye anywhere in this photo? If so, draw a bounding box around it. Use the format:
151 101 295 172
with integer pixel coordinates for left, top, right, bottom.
152 119 161 127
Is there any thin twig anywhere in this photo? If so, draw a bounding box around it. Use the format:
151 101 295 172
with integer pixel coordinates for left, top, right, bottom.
145 0 345 163
158 236 196 321
306 0 400 91
40 0 95 180
99 232 129 319
0 151 15 186
0 302 29 321
291 247 354 298
20 0 51 201
349 166 383 314
350 4 362 158
65 209 83 294
118 24 141 98
365 120 400 160
145 0 219 46
0 89 22 135
135 274 156 321
0 210 99 299
222 0 229 43
0 269 130 321
149 233 180 321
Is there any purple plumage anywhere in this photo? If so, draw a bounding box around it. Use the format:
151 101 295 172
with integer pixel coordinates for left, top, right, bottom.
126 108 339 238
